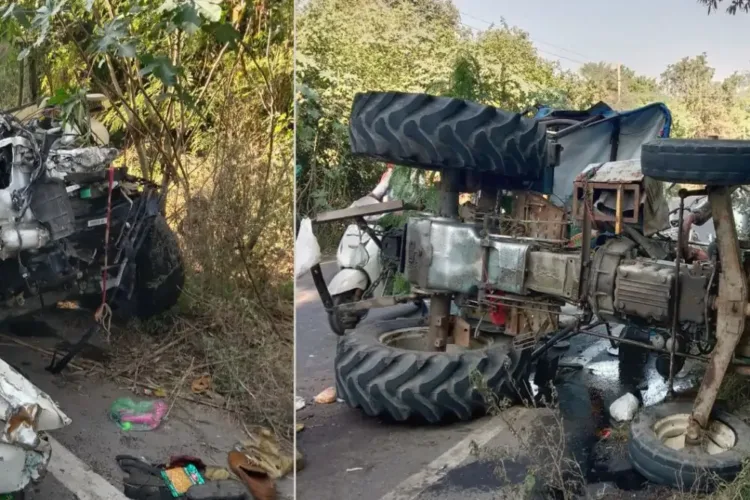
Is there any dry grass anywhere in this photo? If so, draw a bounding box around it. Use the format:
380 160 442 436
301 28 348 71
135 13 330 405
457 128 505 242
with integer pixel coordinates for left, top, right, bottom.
471 368 750 500
106 94 294 440
718 373 750 413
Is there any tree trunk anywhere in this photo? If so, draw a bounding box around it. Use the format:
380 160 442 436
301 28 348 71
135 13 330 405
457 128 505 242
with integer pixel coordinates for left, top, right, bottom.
17 59 24 106
28 52 39 101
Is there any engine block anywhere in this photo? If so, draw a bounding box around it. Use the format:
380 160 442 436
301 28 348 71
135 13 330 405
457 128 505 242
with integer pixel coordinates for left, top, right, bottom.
405 216 532 294
403 216 714 329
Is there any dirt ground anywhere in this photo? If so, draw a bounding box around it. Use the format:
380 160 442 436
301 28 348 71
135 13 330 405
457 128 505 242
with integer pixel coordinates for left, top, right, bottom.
0 308 294 499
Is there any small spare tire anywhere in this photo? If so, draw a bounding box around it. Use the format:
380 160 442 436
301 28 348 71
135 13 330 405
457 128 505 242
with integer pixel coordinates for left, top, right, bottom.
629 401 750 489
349 92 548 179
335 317 529 423
642 139 750 185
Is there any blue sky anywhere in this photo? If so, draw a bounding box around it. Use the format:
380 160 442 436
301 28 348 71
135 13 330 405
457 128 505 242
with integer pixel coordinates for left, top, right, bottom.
454 0 749 80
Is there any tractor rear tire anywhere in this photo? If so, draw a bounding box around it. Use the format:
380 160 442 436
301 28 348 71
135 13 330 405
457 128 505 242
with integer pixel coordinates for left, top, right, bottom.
642 139 750 185
349 92 548 179
335 317 529 423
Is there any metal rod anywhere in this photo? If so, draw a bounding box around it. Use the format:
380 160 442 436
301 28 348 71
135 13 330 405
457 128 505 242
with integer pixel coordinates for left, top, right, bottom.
335 294 421 313
428 294 451 352
578 183 593 303
426 168 461 352
615 185 623 235
531 321 604 361
574 327 750 365
547 115 604 140
357 216 382 249
668 192 686 396
310 264 334 312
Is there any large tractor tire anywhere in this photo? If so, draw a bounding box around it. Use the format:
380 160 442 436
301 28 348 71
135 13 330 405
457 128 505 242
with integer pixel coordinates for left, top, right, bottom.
335 317 529 423
133 215 185 318
349 92 548 179
642 139 750 185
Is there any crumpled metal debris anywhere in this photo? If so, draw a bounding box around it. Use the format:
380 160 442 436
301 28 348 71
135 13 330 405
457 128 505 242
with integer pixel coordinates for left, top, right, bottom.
0 357 68 493
3 404 41 448
0 358 71 431
45 147 119 177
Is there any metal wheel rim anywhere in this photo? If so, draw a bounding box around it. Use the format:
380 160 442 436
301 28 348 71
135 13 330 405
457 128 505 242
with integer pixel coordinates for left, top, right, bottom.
379 327 493 352
653 413 736 455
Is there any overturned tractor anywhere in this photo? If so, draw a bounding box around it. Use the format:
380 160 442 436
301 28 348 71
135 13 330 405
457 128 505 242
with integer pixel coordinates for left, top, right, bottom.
309 91 750 488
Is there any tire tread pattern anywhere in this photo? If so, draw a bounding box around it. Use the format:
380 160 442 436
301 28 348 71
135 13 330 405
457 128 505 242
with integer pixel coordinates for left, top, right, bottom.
334 317 527 423
349 92 548 178
642 139 750 185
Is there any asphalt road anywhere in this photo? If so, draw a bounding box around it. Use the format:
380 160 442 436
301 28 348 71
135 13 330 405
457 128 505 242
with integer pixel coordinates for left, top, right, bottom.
0 310 294 499
296 261 514 500
295 261 696 499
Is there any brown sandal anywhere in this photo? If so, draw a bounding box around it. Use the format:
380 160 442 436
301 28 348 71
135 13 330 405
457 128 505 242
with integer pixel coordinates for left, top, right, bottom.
227 450 277 500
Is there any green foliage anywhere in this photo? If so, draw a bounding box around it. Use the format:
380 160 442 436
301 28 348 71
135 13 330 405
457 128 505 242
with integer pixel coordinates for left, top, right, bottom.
0 44 24 108
578 62 659 109
0 0 294 433
298 0 750 244
699 0 750 14
389 166 439 212
296 0 463 229
47 86 93 138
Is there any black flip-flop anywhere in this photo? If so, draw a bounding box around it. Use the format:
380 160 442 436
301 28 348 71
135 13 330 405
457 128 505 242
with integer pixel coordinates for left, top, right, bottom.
116 455 173 500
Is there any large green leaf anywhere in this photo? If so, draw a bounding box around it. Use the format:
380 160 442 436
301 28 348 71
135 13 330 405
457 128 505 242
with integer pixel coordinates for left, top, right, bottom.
204 21 240 46
194 0 221 22
172 4 202 34
159 0 221 23
94 17 136 57
139 54 180 87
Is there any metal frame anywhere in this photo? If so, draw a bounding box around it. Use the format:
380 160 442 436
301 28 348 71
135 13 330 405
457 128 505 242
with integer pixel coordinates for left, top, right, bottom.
309 199 413 330
314 200 406 223
687 187 748 443
572 181 641 231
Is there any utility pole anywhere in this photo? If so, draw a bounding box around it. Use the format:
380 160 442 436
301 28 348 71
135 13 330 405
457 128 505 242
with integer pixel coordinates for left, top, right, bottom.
617 63 622 105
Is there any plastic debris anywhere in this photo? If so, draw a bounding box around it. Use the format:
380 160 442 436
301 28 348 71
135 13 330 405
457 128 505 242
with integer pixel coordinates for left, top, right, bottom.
596 428 612 439
294 395 306 411
110 398 168 431
162 463 205 496
346 467 363 472
296 423 305 433
295 218 321 278
203 466 231 481
609 393 639 422
314 387 336 404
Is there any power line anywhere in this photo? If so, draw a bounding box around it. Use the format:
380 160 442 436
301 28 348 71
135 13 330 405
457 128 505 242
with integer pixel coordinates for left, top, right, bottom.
458 21 589 65
458 10 594 64
536 49 588 66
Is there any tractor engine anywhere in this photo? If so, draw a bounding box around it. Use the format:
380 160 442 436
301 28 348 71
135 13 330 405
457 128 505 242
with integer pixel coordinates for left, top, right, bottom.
403 203 715 340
